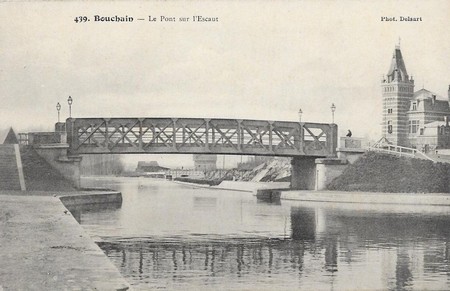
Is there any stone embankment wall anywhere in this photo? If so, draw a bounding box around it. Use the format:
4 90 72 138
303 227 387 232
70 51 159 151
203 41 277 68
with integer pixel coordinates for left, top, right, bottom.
20 147 77 191
0 145 21 190
0 146 76 191
327 152 450 193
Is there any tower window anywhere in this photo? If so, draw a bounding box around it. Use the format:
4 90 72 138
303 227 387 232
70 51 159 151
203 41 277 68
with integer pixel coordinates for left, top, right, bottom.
412 102 417 111
388 108 393 114
388 121 393 134
409 120 419 133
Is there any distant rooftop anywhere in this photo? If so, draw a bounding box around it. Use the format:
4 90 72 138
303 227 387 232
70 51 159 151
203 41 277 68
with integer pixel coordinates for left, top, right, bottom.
137 161 160 167
136 161 169 172
414 88 446 101
424 121 446 127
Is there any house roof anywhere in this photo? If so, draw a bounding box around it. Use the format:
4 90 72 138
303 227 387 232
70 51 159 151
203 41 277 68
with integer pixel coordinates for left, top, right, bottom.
410 88 449 113
414 88 445 101
136 161 169 172
423 99 449 112
420 121 445 136
424 121 446 127
137 161 160 167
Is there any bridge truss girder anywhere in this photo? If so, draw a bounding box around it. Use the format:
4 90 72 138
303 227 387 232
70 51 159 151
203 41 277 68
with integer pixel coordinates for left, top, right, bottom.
66 117 337 157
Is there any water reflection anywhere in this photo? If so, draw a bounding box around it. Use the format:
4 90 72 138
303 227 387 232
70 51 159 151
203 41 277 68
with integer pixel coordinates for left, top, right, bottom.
289 205 450 290
79 178 450 290
99 238 308 289
67 202 122 224
94 206 450 290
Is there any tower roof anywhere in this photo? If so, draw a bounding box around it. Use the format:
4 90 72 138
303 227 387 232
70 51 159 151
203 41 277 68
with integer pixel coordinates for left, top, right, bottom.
386 46 410 82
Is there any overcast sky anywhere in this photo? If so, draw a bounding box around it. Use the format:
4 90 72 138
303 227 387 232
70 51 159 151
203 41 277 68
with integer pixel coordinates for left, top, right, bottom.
1 1 449 168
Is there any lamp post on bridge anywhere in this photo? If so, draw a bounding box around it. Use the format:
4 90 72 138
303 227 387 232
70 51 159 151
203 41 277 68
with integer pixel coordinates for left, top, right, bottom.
67 96 73 118
56 102 61 123
331 103 336 124
298 108 303 123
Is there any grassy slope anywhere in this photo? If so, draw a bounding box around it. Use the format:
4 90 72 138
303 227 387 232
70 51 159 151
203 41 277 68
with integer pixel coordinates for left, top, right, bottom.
327 152 450 193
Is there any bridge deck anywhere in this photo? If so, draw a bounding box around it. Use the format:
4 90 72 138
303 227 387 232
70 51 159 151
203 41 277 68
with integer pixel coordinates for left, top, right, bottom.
39 117 337 157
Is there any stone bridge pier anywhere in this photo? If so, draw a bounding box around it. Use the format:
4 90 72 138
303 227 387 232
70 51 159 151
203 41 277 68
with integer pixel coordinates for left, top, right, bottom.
34 145 82 188
290 136 368 190
290 157 317 190
24 126 82 188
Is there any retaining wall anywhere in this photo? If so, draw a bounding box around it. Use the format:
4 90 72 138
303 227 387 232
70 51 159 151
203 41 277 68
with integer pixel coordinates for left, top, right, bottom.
281 190 450 206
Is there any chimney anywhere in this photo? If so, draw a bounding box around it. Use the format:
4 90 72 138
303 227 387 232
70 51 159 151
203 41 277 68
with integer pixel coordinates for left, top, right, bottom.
448 85 450 101
446 116 449 127
432 94 436 105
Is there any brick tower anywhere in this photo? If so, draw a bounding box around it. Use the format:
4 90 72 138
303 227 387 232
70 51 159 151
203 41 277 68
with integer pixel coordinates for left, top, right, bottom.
381 45 415 146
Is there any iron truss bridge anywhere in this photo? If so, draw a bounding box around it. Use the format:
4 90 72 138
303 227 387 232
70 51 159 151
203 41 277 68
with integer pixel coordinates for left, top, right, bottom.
66 118 337 157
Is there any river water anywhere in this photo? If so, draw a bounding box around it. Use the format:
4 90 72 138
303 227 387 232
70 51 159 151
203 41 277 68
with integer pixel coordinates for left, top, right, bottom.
77 177 450 290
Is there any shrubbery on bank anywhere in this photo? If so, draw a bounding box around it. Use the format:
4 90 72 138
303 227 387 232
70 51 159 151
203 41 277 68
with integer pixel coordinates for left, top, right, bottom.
327 152 450 193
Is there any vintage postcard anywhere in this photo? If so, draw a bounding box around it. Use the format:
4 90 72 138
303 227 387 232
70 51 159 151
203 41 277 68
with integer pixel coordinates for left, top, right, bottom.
1 1 449 290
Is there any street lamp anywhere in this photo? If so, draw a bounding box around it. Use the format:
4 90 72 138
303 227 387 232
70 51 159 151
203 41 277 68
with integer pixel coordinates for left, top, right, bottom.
331 103 336 124
56 102 61 123
298 108 303 123
67 96 73 118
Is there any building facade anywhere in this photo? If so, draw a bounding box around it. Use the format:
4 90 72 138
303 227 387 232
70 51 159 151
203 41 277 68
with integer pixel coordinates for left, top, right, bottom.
193 154 217 171
135 161 169 173
382 45 450 151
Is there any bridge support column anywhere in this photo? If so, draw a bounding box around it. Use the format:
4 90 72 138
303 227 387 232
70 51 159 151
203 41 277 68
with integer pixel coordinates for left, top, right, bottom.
34 145 82 188
315 158 348 190
290 157 317 190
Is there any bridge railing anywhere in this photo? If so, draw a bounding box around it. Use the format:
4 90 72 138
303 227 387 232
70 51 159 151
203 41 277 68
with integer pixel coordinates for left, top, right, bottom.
339 137 370 149
368 142 435 162
18 133 29 145
66 117 337 157
18 132 64 146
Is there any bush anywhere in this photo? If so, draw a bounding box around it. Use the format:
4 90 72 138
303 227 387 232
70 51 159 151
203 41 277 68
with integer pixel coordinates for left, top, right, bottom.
327 152 450 193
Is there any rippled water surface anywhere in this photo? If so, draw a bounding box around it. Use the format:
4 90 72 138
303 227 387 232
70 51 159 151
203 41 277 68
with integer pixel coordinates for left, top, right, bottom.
77 177 450 290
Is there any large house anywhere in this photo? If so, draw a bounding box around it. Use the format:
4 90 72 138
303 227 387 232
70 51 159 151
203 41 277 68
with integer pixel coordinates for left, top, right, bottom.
381 45 450 151
136 161 169 173
193 154 217 171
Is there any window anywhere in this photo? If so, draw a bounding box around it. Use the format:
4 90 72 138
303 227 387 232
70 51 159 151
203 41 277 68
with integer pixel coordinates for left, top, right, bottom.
388 108 393 114
409 120 419 134
412 102 417 111
388 121 393 134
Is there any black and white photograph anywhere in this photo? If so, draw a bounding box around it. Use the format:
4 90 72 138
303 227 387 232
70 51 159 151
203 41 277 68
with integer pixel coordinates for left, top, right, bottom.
0 1 449 290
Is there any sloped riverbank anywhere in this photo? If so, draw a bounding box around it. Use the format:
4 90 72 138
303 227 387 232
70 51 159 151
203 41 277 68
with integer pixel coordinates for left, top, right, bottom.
327 152 450 193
